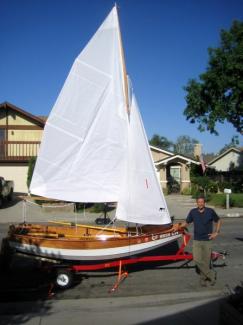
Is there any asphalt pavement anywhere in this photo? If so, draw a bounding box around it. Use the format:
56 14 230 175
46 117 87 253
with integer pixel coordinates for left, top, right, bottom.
0 194 242 325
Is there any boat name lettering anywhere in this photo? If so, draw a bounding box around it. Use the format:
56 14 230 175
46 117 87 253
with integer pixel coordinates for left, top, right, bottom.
152 231 179 241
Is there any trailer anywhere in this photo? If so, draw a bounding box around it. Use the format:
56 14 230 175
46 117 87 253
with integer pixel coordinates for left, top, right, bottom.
0 231 227 293
47 232 227 292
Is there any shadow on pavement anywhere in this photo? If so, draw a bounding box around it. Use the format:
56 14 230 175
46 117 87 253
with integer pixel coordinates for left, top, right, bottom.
136 298 224 325
0 195 23 209
136 283 243 325
235 237 243 242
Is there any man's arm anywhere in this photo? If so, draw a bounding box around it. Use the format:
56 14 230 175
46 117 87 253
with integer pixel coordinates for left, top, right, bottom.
172 221 190 232
209 219 222 240
180 221 189 228
172 209 192 232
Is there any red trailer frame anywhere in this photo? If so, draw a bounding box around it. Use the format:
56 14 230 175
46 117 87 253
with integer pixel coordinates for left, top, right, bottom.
52 232 226 292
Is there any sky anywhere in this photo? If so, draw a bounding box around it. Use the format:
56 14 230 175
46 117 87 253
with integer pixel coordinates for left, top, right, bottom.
1 0 243 154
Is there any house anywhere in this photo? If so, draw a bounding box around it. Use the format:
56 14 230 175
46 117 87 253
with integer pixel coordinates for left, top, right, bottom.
150 146 200 193
208 147 243 172
0 102 45 193
0 101 200 194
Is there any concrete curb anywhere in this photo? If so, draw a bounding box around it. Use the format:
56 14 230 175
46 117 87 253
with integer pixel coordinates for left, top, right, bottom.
0 290 224 315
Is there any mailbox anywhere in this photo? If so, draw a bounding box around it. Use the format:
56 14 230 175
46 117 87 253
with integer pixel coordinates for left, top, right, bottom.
224 188 232 194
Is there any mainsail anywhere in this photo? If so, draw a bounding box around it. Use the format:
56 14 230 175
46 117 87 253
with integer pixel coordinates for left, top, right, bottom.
30 7 127 203
30 6 171 225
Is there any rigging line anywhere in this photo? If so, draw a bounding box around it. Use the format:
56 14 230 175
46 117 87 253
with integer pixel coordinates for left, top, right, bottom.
95 216 117 237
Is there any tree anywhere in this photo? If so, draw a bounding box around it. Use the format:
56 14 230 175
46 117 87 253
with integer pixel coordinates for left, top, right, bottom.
27 156 37 190
184 20 243 135
149 134 173 151
218 135 240 154
173 135 198 157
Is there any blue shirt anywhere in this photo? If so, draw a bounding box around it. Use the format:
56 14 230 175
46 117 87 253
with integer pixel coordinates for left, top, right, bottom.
186 207 220 241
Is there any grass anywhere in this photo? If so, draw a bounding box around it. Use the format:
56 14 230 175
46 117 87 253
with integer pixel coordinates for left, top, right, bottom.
208 193 243 208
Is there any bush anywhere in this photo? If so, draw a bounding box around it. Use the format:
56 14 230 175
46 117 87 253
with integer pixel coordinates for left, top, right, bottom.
162 187 169 195
191 176 218 197
218 181 232 193
89 203 105 213
208 181 218 193
208 193 243 208
181 187 191 195
88 203 115 213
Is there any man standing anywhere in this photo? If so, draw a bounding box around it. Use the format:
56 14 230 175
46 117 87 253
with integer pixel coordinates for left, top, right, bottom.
180 196 222 287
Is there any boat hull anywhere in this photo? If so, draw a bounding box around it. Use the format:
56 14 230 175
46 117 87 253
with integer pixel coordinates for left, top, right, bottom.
6 223 183 262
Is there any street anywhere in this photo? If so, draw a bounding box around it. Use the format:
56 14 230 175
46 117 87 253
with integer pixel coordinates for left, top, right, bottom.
0 197 242 324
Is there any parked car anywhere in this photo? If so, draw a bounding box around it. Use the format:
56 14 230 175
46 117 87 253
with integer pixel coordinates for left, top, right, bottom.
0 177 14 207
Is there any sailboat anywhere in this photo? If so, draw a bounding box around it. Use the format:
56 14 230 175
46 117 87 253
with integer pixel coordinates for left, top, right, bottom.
6 6 183 263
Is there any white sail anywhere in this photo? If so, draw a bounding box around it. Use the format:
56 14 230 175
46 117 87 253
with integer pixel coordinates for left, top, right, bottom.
30 7 128 202
116 94 171 225
30 6 171 225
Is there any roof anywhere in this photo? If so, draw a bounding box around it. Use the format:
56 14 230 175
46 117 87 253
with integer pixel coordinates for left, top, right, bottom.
37 115 48 122
149 145 174 156
155 154 200 166
0 101 45 127
208 147 242 165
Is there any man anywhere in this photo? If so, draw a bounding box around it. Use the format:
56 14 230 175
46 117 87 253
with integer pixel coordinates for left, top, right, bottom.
180 196 222 287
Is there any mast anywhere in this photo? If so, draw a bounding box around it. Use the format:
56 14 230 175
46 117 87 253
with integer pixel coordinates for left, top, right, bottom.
115 4 130 114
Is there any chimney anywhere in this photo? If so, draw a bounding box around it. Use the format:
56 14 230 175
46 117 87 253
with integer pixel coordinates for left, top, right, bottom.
194 143 202 159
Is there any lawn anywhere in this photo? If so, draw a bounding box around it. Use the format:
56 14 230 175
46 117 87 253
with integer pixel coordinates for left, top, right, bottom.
208 193 243 208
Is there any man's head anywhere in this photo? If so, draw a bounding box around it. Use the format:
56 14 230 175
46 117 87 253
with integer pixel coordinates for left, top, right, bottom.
196 196 206 211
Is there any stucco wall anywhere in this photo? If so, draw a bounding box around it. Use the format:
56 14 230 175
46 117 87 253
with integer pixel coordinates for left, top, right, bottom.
159 167 167 189
151 150 170 162
210 151 241 171
8 129 43 141
8 109 36 125
0 164 28 193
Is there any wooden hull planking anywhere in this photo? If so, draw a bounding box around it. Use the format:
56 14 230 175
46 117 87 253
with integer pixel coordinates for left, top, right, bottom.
6 223 183 262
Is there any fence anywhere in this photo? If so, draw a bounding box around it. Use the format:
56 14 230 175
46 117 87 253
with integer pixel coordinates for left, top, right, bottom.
0 141 40 161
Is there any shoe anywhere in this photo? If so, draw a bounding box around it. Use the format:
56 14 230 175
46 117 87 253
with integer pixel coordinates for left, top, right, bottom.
200 278 207 287
209 273 217 286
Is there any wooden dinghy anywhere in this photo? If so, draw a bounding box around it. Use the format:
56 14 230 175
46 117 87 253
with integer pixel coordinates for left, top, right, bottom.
4 6 184 265
7 223 182 262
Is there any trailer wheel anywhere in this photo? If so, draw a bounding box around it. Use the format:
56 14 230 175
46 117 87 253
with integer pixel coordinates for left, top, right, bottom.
55 269 73 289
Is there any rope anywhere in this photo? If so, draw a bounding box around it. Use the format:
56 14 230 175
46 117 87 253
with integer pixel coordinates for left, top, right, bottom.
21 199 75 223
95 217 117 236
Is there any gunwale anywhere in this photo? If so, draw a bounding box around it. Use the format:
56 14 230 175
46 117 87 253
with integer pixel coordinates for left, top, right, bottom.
8 223 182 250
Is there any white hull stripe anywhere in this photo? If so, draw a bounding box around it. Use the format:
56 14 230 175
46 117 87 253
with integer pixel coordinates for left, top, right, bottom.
9 234 181 261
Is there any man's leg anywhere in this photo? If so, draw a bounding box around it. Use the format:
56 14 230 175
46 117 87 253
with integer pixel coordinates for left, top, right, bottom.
203 241 216 284
193 240 207 286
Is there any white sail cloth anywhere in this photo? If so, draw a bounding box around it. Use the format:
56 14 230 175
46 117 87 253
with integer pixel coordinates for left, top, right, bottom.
30 7 127 203
30 6 171 225
116 94 171 225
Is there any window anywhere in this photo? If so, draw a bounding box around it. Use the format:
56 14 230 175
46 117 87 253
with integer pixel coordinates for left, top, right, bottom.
0 129 5 141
